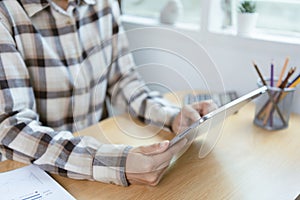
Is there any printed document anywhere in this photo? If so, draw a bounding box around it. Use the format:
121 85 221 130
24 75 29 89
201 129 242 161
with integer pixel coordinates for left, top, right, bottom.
0 165 75 200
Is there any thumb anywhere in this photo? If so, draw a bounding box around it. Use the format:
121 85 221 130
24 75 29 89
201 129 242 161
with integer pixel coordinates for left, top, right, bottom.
135 140 170 155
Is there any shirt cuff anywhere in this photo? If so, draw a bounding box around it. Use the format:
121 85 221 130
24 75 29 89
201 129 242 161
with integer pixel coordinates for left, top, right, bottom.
92 144 132 186
152 106 180 132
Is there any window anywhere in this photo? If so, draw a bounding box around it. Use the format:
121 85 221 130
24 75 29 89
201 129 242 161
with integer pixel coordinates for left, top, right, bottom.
121 0 201 25
221 0 300 36
255 1 300 34
121 0 300 40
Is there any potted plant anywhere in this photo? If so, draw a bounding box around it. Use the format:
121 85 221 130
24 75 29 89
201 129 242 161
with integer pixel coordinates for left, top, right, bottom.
237 1 258 36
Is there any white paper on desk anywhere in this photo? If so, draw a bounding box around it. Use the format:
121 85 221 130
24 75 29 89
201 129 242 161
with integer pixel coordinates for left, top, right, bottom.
0 165 75 200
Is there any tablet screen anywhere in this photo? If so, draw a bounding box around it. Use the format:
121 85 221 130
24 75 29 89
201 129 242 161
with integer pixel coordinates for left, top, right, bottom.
169 86 267 147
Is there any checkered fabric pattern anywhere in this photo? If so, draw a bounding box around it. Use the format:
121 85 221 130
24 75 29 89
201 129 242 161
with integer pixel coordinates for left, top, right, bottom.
0 0 179 186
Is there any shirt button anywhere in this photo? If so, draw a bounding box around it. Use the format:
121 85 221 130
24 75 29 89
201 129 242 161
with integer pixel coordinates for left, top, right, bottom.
66 20 72 25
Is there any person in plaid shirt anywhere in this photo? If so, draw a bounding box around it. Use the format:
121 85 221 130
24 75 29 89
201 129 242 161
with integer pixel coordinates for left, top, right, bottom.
0 0 216 186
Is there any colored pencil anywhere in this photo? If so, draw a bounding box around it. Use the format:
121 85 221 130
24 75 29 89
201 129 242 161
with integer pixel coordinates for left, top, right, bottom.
276 57 289 87
287 73 300 88
269 62 274 126
252 62 286 126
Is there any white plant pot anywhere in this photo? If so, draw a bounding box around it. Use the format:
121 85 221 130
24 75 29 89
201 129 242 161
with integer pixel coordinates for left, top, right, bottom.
237 13 258 36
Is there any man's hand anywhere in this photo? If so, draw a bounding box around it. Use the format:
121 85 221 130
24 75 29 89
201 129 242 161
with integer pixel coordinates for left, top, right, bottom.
125 139 187 186
171 100 218 134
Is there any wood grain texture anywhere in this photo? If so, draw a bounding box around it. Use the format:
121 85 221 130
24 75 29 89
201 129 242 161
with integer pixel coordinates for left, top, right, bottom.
1 102 300 200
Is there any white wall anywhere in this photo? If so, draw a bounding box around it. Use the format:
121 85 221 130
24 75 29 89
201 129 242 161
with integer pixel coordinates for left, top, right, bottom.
201 33 300 115
121 5 300 115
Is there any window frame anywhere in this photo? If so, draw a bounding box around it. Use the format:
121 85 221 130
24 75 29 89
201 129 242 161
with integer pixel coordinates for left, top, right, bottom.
120 0 300 45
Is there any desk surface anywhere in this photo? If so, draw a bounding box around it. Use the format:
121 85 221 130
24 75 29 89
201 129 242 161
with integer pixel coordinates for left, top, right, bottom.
1 103 300 200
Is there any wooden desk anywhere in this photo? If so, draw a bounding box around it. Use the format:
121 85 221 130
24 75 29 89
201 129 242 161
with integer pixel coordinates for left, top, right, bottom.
1 103 300 200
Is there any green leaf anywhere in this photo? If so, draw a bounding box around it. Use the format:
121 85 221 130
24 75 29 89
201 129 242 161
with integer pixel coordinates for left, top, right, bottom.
238 1 256 13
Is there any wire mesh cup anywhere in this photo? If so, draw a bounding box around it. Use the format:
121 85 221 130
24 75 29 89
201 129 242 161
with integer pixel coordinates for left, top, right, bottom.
253 79 295 130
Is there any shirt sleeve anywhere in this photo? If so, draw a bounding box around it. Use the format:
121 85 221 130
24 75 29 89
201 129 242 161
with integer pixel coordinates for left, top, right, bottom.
0 19 131 186
107 2 180 130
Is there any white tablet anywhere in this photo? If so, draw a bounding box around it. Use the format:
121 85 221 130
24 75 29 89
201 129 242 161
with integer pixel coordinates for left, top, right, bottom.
169 86 267 147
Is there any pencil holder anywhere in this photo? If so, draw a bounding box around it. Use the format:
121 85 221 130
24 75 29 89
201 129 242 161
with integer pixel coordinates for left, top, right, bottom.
253 79 295 130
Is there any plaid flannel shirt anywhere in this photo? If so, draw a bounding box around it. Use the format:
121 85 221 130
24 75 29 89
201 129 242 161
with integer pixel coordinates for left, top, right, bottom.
0 0 180 186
